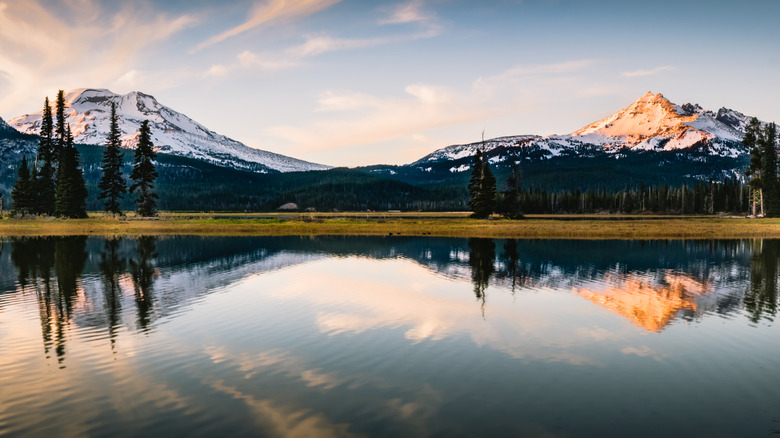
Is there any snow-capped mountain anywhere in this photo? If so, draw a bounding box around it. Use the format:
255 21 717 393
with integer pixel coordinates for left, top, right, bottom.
562 91 748 155
413 92 753 167
9 88 330 173
413 135 539 167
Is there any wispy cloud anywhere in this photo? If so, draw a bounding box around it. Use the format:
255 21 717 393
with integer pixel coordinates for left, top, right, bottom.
267 83 506 160
263 59 617 165
379 0 431 25
483 59 599 82
206 30 433 77
621 65 676 78
193 0 342 53
0 0 195 115
204 0 442 78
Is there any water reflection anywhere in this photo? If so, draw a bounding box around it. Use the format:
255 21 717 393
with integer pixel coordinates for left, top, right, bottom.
131 236 157 331
467 238 495 313
0 236 779 437
1 237 778 352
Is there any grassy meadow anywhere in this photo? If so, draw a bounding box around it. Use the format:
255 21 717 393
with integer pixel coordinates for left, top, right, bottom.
1 212 779 239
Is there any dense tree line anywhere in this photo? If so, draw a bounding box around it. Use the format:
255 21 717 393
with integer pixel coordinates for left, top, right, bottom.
518 178 749 214
744 118 779 217
11 97 157 217
12 92 87 218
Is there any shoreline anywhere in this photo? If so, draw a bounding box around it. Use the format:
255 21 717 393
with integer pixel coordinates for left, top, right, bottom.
1 213 778 239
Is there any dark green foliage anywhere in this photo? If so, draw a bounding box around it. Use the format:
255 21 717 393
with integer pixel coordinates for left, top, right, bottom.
35 159 56 216
760 123 779 217
98 103 126 215
54 90 67 163
37 97 54 166
517 178 748 214
34 97 56 215
500 155 523 219
11 156 34 214
54 126 88 218
129 121 158 217
468 150 497 218
744 117 764 215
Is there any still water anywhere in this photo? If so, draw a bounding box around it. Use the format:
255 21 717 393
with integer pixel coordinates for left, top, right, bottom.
0 236 778 437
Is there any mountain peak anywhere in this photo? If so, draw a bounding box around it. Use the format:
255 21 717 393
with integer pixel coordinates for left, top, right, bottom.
9 88 330 173
565 91 748 152
572 92 693 140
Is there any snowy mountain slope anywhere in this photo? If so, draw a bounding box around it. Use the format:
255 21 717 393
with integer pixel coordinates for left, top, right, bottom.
412 135 539 165
410 92 754 174
563 92 748 156
9 89 330 173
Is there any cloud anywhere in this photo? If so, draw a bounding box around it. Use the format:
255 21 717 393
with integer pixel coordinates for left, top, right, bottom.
621 65 676 78
379 0 432 25
0 0 195 116
267 83 504 158
482 59 599 82
205 32 416 77
203 1 442 78
193 0 342 52
261 59 604 164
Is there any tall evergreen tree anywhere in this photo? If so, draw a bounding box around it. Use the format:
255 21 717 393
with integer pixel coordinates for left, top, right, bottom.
501 153 524 219
54 90 67 163
468 149 485 215
744 117 764 216
35 97 56 215
467 149 497 219
55 125 88 218
98 102 126 215
129 120 159 217
11 156 33 214
761 122 780 217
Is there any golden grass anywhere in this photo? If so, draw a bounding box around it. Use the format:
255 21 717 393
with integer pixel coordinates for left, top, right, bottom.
1 212 779 239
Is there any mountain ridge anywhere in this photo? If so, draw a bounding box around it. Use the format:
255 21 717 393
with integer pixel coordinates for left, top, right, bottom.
410 91 753 168
9 88 331 173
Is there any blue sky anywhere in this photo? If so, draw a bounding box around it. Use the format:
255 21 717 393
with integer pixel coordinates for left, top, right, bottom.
1 0 778 166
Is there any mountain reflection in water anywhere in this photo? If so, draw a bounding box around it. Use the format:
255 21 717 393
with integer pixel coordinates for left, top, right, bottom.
1 237 776 361
0 236 779 438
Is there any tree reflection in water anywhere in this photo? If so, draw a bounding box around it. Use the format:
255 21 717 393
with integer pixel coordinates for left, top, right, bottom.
468 238 496 315
99 238 125 349
10 237 86 367
745 239 779 323
130 236 157 332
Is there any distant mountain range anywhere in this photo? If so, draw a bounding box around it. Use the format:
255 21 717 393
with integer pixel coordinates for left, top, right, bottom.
362 92 754 189
0 90 762 210
9 88 330 173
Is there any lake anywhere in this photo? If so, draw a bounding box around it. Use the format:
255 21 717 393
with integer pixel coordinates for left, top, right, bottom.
0 236 778 437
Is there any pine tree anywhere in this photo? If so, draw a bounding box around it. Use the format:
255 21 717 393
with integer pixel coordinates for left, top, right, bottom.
55 125 88 218
98 102 126 215
467 148 497 219
11 156 33 214
761 122 780 217
468 149 485 215
129 120 159 217
501 153 524 219
744 117 763 216
54 90 67 164
35 97 56 215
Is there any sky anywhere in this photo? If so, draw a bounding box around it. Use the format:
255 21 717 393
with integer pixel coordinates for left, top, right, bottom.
1 0 779 167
